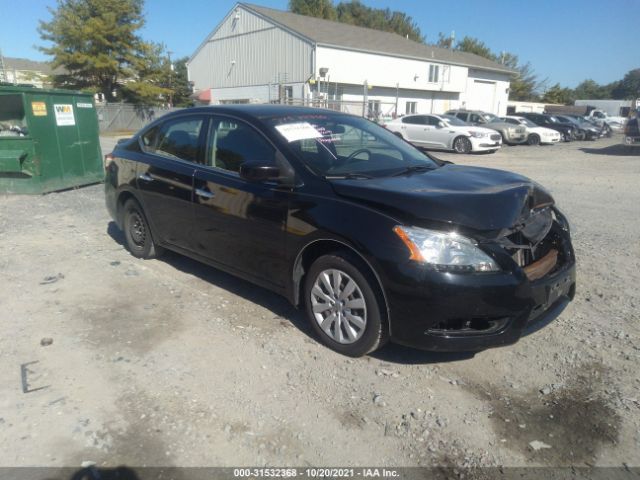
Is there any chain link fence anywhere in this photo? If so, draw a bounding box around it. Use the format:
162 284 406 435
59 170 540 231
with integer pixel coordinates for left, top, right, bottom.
97 104 183 133
96 99 398 133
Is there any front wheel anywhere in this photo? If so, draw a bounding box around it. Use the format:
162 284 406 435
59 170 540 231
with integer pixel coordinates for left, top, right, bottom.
527 133 541 146
304 252 387 357
453 136 472 154
123 198 163 259
574 130 586 141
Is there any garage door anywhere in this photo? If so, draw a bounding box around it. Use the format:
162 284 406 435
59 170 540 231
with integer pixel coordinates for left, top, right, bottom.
468 80 496 112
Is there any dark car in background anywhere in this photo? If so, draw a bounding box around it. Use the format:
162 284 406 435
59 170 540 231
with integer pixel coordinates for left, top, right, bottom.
105 105 576 357
553 114 601 140
516 112 576 141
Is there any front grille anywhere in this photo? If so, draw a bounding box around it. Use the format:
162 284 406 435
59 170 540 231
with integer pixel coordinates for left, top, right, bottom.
500 208 567 277
490 133 501 141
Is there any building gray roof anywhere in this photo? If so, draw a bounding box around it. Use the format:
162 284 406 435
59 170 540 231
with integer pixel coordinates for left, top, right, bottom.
242 3 515 75
3 57 65 75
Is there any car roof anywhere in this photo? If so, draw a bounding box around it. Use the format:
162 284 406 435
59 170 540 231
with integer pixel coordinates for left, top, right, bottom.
158 104 354 122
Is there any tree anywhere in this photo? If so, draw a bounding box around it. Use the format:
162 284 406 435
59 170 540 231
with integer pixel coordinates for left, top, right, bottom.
38 0 145 102
121 41 172 105
573 79 610 100
435 32 454 49
455 36 495 60
289 0 336 20
500 52 545 101
541 83 574 104
290 0 424 43
170 57 195 107
613 69 640 99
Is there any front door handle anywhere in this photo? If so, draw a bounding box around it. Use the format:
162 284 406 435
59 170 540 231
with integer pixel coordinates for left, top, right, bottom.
138 173 153 182
195 187 215 199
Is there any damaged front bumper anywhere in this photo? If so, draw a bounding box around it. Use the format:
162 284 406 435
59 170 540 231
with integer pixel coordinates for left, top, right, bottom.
384 210 576 352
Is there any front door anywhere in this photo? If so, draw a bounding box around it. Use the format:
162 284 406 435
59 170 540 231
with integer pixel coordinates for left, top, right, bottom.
135 115 206 250
192 116 289 287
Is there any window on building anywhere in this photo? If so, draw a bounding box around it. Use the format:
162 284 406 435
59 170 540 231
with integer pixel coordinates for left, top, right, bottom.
405 101 417 115
428 64 440 83
367 100 381 120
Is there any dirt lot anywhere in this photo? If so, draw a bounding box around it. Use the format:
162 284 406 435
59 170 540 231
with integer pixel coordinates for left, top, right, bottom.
0 135 639 472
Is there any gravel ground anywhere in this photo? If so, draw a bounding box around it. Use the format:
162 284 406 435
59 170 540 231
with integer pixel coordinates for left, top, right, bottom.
0 135 638 472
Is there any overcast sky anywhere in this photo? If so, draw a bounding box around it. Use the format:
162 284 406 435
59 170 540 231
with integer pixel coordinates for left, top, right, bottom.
1 0 638 89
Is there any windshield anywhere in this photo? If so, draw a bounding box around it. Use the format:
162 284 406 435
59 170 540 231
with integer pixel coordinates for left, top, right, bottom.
264 113 439 178
441 114 467 126
516 118 538 128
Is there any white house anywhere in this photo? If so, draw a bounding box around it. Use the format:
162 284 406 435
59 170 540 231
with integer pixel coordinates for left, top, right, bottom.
188 3 515 117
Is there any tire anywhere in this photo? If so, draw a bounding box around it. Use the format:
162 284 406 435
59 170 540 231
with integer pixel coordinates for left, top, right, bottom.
393 131 403 139
575 130 586 141
122 198 163 259
453 136 472 154
303 252 388 357
527 133 541 146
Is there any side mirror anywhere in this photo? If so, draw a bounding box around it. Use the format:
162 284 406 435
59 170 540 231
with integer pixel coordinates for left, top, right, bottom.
437 122 445 129
239 162 281 182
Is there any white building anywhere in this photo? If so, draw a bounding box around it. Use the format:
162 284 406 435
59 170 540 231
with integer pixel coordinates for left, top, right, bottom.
188 3 515 117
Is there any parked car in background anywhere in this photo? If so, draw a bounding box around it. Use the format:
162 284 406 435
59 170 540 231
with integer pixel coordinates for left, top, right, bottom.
553 115 600 141
445 109 497 126
502 116 562 145
623 115 640 148
105 105 576 356
516 113 576 142
484 117 528 145
385 113 502 153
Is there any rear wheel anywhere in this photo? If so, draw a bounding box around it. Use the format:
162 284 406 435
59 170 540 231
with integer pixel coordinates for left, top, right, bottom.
304 252 387 357
122 198 163 259
393 131 404 139
527 133 541 146
453 136 472 154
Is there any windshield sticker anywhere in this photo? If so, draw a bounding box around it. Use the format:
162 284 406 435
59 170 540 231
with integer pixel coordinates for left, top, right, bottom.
275 122 323 142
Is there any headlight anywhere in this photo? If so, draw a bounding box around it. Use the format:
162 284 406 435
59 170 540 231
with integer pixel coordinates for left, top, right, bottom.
393 226 500 273
468 131 488 138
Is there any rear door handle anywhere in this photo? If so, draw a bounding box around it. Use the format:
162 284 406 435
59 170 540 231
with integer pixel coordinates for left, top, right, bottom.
138 173 153 182
195 187 215 199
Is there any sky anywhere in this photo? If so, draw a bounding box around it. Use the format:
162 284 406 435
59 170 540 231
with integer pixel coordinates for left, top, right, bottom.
0 0 638 89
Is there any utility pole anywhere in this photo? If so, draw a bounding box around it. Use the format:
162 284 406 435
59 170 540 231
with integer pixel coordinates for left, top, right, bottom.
167 50 174 107
0 48 7 83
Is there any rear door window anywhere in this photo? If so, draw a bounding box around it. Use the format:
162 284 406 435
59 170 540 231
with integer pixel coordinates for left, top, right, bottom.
402 115 426 125
148 116 205 163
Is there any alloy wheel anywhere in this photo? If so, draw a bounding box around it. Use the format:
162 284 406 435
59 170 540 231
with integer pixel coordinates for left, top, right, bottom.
310 269 367 344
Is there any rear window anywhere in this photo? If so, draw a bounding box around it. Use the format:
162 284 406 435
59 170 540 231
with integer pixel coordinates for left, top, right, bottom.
146 116 205 163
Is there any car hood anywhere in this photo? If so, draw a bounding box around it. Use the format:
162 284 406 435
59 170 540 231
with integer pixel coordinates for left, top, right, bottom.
330 164 554 232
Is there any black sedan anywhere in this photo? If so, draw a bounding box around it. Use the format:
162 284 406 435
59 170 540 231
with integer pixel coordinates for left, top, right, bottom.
516 112 576 141
105 105 576 357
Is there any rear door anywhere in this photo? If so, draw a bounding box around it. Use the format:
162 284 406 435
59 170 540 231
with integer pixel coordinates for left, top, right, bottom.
402 115 431 146
136 114 206 250
191 115 290 287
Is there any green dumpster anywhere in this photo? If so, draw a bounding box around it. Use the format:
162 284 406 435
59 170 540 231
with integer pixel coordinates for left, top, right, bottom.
0 84 103 194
